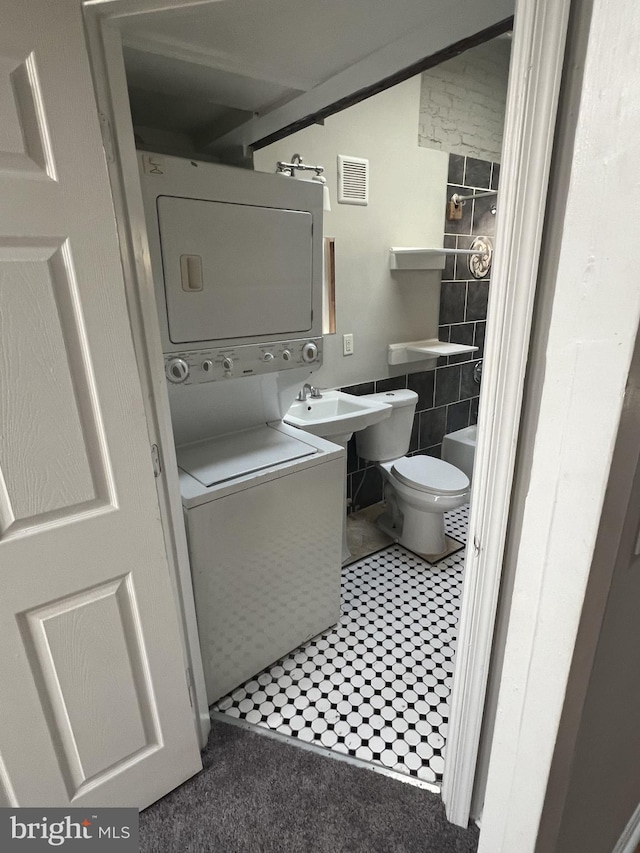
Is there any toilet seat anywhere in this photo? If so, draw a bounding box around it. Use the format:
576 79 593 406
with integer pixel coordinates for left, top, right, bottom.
390 456 469 496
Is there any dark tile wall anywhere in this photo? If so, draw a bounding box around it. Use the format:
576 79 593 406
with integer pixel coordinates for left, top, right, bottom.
343 153 497 513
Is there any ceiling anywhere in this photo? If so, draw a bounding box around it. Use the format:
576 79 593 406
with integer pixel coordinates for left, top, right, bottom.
120 0 514 156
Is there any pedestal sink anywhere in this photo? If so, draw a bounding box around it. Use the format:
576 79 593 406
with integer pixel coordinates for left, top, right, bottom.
285 390 392 562
285 390 392 445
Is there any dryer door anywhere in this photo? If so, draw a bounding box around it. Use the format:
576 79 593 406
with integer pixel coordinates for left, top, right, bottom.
157 196 314 344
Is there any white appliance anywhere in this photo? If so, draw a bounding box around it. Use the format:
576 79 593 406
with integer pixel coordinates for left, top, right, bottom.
140 154 344 709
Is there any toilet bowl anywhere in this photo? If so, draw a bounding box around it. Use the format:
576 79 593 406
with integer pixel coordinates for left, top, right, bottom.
355 390 469 557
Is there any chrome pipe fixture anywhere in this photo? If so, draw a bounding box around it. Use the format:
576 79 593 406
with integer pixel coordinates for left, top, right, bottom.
276 153 331 211
276 153 324 177
450 189 498 205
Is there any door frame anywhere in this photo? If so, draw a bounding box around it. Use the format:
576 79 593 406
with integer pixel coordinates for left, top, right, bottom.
81 0 571 826
82 0 213 748
441 0 571 824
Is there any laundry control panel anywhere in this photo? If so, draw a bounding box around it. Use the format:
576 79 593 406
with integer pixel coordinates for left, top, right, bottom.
165 338 322 385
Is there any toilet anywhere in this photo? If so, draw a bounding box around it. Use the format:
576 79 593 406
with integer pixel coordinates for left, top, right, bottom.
355 389 469 558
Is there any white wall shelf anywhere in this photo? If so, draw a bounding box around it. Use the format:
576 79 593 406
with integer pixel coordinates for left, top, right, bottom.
388 339 478 365
389 243 492 273
389 246 480 271
389 247 446 270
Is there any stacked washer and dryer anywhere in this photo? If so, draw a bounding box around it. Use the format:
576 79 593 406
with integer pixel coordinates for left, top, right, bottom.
139 154 344 712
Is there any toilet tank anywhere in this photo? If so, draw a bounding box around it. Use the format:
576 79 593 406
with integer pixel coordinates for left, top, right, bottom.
355 389 418 462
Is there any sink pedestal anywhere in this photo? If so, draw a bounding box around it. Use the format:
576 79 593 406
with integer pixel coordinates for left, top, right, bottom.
283 390 393 566
330 433 353 564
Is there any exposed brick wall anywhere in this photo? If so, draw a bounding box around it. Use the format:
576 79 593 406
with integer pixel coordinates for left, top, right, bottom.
418 38 511 162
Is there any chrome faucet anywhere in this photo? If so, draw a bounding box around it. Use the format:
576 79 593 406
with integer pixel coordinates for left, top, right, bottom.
297 383 323 401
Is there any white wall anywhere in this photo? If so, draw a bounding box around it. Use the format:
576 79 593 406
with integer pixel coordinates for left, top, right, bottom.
419 38 511 161
254 76 448 390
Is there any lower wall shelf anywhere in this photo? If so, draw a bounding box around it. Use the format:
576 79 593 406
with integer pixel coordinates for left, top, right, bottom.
389 241 493 277
389 248 447 270
388 339 478 366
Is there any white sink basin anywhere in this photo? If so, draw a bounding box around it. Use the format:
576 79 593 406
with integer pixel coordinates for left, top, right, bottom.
285 390 391 442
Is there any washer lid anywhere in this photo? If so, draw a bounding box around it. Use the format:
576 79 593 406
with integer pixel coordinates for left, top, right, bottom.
391 455 469 495
177 425 317 487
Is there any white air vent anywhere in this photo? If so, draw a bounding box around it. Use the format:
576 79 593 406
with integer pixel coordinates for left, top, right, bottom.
337 155 369 205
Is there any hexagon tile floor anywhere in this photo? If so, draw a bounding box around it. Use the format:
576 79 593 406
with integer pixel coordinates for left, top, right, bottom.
213 504 469 787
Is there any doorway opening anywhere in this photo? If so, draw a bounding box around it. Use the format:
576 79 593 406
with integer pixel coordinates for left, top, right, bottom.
118 29 510 790
84 0 569 827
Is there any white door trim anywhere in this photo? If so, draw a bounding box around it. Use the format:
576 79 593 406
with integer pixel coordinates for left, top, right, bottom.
613 803 640 853
82 3 212 746
82 0 571 825
441 0 572 826
83 0 216 17
476 0 640 843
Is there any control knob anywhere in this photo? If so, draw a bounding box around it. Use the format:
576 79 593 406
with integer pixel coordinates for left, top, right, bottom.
262 352 275 362
166 357 189 384
301 341 319 363
282 349 292 361
222 356 233 371
202 359 213 372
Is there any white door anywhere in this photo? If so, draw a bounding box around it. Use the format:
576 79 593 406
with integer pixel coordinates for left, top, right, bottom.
0 0 202 808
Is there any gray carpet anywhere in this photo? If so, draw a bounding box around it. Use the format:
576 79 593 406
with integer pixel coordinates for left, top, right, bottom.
140 718 479 853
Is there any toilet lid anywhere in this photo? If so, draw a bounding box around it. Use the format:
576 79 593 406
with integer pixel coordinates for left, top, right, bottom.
391 456 469 495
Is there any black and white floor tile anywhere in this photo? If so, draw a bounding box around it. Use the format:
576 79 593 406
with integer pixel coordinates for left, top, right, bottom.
214 504 469 786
